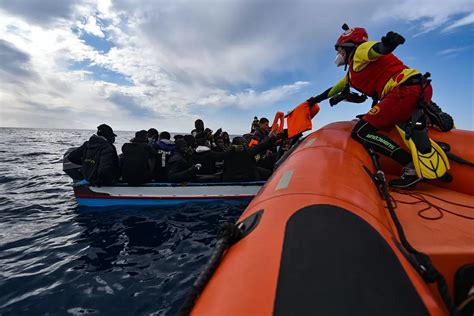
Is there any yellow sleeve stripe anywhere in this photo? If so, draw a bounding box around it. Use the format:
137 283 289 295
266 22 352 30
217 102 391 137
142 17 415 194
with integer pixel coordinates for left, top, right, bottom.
328 77 347 97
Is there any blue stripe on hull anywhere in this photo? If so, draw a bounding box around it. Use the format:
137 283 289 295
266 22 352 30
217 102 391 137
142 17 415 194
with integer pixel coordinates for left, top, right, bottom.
76 197 252 207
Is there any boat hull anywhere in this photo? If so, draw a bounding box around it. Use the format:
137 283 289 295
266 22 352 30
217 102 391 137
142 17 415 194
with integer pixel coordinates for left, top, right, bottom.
191 121 474 315
73 181 264 207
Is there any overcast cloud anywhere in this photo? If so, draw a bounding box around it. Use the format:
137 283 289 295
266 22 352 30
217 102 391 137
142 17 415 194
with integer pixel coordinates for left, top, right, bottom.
0 0 473 133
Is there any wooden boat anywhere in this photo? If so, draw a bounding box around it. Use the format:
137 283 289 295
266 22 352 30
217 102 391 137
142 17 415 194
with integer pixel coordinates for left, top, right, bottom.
186 121 474 316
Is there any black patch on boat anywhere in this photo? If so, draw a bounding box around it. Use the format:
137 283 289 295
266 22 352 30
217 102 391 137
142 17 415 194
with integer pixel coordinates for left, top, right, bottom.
236 209 263 240
274 204 429 316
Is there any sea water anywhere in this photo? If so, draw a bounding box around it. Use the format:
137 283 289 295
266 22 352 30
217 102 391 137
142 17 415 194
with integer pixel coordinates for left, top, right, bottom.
0 128 246 315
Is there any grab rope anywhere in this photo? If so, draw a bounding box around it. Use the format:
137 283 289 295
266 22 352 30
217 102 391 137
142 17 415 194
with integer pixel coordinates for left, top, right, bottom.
365 149 459 316
178 223 242 316
390 189 474 221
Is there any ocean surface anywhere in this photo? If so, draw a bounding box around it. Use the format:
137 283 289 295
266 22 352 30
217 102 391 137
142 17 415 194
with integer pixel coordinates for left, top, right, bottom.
0 128 247 315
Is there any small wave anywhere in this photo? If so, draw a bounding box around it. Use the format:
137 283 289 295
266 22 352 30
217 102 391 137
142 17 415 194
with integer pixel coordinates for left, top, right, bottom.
0 175 18 183
22 152 56 157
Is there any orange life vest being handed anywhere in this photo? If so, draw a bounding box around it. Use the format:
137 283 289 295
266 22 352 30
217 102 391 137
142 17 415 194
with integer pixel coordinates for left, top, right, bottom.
349 53 406 98
286 101 320 138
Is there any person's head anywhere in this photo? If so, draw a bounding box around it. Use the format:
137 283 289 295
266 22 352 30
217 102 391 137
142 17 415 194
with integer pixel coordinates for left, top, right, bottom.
183 134 196 148
131 130 148 143
194 119 204 131
215 136 225 149
174 134 184 141
97 124 117 143
159 131 171 140
334 24 368 67
147 128 159 142
233 136 248 148
259 117 270 131
175 139 188 154
222 132 230 143
196 137 210 148
203 128 213 139
251 116 259 132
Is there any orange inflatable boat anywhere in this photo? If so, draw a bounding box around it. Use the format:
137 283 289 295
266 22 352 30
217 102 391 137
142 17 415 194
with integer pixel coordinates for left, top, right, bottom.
181 120 473 316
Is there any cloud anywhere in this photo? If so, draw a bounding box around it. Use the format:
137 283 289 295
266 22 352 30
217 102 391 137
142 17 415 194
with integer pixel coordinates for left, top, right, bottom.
0 39 37 81
373 0 474 33
444 12 474 31
0 0 82 26
437 46 469 55
1 0 473 132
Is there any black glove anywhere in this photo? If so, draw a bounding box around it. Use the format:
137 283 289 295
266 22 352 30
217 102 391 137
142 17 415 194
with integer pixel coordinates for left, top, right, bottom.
329 93 347 106
307 87 331 107
346 93 368 103
381 31 405 48
214 128 222 136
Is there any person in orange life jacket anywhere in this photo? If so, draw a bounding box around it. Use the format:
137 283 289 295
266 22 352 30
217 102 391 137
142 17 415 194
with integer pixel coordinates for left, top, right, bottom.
68 124 120 185
167 139 201 183
121 130 157 185
307 25 432 188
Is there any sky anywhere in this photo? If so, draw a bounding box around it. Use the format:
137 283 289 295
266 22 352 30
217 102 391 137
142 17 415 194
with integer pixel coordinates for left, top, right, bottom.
0 0 473 135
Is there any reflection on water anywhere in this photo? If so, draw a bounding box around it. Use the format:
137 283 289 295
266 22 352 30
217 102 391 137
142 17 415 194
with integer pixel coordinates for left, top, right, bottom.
0 128 246 315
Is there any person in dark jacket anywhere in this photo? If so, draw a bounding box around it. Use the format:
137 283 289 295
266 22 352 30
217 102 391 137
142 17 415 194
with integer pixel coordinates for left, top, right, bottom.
167 139 200 183
222 132 278 182
121 130 156 185
192 137 229 175
183 134 196 149
221 132 231 148
147 128 160 152
158 131 176 152
191 119 205 138
253 117 270 141
68 124 120 185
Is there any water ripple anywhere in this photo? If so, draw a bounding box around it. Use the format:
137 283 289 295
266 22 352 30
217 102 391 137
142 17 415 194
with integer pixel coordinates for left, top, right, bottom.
0 128 246 315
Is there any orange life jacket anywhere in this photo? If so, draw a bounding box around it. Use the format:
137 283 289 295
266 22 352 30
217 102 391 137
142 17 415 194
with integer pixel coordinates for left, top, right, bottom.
286 101 320 138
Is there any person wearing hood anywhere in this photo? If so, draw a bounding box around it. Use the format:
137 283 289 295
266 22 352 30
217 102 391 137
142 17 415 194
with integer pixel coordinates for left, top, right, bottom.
158 131 176 152
191 119 205 138
192 137 229 176
121 130 157 185
147 128 160 152
149 131 175 182
167 139 201 183
68 124 120 185
221 132 231 148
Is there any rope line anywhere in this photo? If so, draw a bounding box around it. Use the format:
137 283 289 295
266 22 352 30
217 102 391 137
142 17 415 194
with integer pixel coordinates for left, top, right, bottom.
390 188 474 220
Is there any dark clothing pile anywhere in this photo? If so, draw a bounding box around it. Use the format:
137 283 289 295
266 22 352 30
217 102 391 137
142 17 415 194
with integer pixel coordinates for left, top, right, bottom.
68 135 120 185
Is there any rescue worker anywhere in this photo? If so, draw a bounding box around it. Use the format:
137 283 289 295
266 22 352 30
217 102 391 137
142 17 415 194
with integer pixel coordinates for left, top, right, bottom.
307 25 432 188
